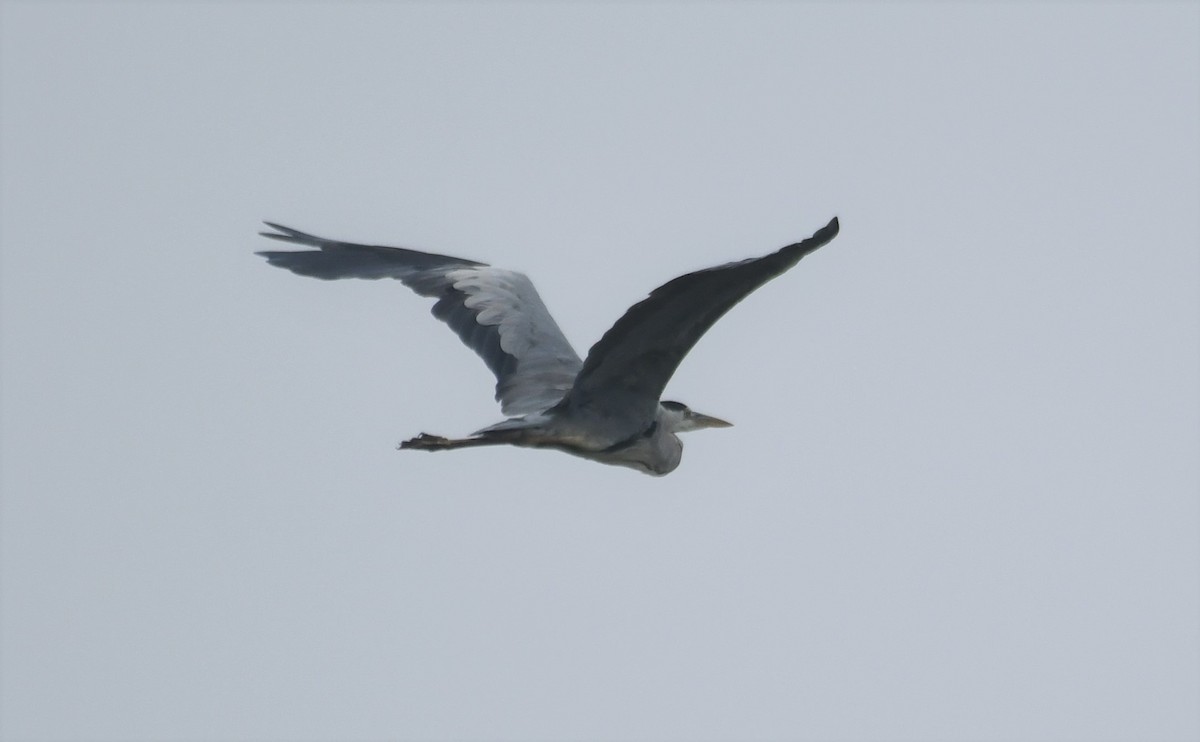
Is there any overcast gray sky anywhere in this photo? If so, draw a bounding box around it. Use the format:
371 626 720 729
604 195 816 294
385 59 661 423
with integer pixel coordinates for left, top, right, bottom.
2 3 1197 741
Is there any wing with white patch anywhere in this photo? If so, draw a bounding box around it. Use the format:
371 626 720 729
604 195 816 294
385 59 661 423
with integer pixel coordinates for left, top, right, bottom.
257 222 582 415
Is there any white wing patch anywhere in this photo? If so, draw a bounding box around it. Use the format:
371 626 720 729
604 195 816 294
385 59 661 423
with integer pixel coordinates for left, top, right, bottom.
447 267 582 415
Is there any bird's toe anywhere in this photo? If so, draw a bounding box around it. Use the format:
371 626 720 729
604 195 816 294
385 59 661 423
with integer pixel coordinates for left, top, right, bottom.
398 433 448 450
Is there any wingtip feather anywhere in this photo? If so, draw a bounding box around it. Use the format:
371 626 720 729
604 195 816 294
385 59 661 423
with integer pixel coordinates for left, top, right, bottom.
259 221 293 240
803 216 840 252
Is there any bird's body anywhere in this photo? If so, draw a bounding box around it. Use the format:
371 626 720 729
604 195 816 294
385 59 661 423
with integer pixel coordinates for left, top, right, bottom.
257 217 839 475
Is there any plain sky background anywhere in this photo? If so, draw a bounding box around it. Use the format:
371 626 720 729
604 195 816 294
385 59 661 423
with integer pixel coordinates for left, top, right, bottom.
2 3 1198 741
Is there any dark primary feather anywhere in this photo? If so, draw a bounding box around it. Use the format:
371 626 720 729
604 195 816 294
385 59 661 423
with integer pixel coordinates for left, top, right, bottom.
560 217 840 431
257 222 485 289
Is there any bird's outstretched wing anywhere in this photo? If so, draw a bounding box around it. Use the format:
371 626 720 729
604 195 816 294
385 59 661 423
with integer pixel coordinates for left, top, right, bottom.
560 217 840 432
257 223 582 416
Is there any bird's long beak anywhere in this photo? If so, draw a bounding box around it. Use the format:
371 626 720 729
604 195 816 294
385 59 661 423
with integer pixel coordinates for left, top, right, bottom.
692 412 733 429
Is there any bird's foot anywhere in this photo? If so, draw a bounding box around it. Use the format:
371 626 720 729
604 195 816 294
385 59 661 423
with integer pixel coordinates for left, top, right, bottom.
398 433 450 451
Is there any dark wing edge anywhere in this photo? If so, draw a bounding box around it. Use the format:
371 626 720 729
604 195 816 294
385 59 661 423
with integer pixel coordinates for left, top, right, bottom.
561 216 840 428
257 222 487 289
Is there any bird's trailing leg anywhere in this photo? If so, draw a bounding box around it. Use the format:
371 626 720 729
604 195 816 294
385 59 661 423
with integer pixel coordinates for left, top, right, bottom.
398 433 507 452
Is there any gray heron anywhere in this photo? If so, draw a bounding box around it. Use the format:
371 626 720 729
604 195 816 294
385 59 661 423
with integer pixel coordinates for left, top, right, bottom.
257 216 839 475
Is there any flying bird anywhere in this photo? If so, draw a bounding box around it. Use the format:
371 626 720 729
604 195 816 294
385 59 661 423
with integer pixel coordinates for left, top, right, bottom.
258 217 840 475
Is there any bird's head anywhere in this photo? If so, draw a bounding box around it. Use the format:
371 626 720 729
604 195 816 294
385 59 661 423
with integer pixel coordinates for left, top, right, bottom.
660 400 733 433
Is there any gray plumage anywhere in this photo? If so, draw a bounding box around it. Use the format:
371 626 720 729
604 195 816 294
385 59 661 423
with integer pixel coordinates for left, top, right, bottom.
257 216 840 475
